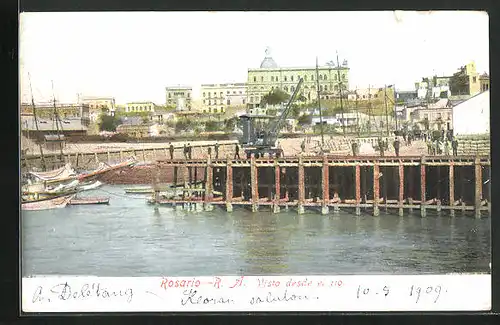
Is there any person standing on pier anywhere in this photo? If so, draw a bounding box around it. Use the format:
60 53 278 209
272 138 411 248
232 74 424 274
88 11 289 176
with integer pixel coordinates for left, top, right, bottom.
452 137 459 156
183 144 188 159
393 137 400 157
214 142 219 159
301 139 306 153
378 137 385 157
169 142 174 159
234 143 240 159
207 146 212 159
444 140 450 156
187 143 192 159
351 140 358 157
427 140 433 155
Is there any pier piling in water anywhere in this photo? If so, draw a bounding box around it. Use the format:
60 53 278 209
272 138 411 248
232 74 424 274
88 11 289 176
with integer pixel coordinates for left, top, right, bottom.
152 155 490 218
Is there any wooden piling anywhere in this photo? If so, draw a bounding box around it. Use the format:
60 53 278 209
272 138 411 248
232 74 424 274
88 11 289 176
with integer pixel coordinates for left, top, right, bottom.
226 161 233 212
322 155 329 215
298 156 305 214
449 162 455 217
420 156 426 218
373 162 380 217
274 161 281 213
398 161 404 217
355 163 361 215
474 156 482 219
250 154 258 212
408 166 413 213
205 157 213 209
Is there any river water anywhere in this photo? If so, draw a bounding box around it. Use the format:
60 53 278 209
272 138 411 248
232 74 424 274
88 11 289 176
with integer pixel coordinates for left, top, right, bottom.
22 185 491 277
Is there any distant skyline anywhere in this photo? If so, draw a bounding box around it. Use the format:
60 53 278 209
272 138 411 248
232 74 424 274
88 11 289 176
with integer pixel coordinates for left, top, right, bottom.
20 11 489 105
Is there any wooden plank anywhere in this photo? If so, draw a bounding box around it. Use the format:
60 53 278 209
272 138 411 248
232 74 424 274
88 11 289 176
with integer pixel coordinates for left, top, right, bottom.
475 156 482 218
449 162 455 217
420 157 426 217
399 161 404 217
373 162 380 217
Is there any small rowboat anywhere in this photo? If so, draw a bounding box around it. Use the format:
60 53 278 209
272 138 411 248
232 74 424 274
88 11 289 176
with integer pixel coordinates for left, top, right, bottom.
69 196 110 205
22 194 75 211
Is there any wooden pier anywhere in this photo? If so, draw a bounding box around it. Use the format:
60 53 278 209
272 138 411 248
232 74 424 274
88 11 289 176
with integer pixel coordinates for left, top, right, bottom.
152 155 491 218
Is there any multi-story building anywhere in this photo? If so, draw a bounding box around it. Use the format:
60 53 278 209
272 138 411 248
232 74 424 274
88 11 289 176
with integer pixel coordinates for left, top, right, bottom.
80 96 116 120
125 101 157 113
200 83 247 114
165 86 192 111
20 102 90 127
479 73 490 92
246 48 350 112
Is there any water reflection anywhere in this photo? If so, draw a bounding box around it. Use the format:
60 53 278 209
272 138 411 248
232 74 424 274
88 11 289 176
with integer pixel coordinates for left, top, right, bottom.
22 185 491 277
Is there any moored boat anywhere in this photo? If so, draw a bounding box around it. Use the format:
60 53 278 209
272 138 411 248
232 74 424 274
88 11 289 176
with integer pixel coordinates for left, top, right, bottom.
22 193 75 211
68 196 110 205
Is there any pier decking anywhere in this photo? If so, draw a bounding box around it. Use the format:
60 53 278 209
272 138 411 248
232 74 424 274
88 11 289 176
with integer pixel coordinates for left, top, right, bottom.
153 155 491 218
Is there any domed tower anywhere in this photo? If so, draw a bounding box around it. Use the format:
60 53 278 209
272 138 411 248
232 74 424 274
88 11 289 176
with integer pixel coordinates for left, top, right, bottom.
260 47 278 69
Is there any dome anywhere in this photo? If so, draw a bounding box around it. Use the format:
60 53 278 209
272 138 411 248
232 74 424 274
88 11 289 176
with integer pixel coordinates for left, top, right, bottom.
259 47 278 69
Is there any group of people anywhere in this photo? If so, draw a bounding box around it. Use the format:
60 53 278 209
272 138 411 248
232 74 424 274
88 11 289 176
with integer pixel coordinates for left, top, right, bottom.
426 137 459 156
167 141 242 160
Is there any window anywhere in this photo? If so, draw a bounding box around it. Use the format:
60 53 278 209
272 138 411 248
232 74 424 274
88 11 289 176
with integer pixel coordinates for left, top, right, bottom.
233 91 236 94
227 91 230 94
291 76 294 82
334 85 339 91
276 76 279 81
243 99 246 104
284 86 288 92
311 75 314 81
342 74 346 81
220 107 223 112
261 76 264 82
213 92 217 96
304 75 308 81
187 93 190 98
374 94 378 98
168 93 171 98
203 100 206 104
208 100 211 105
271 76 274 81
334 75 338 81
254 76 257 82
203 92 205 97
437 113 442 119
284 76 287 81
208 93 211 98
227 99 231 105
214 108 218 113
324 74 327 80
250 97 254 102
319 75 323 80
220 92 223 97
209 108 212 113
239 91 242 94
291 86 295 92
473 76 477 83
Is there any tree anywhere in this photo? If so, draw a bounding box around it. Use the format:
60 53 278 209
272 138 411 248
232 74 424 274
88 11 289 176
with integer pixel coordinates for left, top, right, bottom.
297 114 312 126
449 66 469 95
261 89 290 106
205 120 220 132
98 114 121 132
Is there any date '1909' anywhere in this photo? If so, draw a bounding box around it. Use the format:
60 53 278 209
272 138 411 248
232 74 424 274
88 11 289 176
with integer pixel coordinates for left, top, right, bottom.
357 284 446 303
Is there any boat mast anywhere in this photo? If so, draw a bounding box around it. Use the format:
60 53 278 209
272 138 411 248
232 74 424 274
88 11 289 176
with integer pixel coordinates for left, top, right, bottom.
51 80 65 162
28 73 47 171
335 52 346 137
315 57 325 149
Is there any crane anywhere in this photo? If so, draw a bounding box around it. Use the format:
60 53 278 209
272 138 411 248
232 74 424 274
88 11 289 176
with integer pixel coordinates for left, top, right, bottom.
239 77 304 158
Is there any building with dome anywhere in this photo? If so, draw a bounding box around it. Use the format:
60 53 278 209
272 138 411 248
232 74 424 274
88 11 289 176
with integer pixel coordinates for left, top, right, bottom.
247 48 350 114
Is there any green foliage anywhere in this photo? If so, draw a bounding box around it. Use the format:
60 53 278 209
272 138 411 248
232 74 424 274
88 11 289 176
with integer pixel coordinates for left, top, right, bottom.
297 114 312 126
175 118 195 133
262 89 290 106
224 117 237 132
204 120 220 132
449 66 469 95
97 114 121 132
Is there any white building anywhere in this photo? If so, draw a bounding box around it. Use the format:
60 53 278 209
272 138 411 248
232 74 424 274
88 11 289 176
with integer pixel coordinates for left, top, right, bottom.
165 86 192 111
200 82 247 114
125 101 157 113
311 116 339 126
452 90 489 136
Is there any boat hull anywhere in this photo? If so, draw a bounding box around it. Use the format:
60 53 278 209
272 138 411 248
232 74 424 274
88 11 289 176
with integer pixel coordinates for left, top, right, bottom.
22 194 75 211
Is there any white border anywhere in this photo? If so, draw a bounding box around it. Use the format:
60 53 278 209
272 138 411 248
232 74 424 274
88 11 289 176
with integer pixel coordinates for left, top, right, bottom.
22 274 491 312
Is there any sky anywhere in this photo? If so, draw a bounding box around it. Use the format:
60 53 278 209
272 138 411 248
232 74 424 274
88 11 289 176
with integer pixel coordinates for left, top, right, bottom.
19 11 489 105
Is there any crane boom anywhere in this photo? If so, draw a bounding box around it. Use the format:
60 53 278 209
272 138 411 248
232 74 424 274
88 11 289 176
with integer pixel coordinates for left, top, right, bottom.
267 77 303 145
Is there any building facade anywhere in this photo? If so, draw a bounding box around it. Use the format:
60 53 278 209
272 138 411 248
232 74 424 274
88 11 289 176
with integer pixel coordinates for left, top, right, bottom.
165 86 192 111
80 96 116 121
200 83 247 114
125 101 157 113
20 103 90 127
479 73 490 92
246 48 350 112
452 90 489 136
